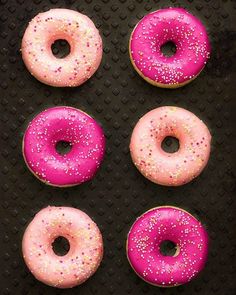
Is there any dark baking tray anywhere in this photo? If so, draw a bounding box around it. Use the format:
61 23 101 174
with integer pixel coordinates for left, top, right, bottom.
0 0 236 294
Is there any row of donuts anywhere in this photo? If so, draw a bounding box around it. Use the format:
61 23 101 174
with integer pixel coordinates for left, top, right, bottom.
23 205 208 288
22 8 210 88
19 6 212 290
23 106 211 187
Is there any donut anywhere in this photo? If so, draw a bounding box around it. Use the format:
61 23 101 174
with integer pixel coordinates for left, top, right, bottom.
21 9 102 87
129 8 211 88
130 106 211 186
127 206 208 287
23 106 105 187
22 206 103 288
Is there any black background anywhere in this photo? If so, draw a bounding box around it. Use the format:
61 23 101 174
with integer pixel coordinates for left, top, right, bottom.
0 0 236 294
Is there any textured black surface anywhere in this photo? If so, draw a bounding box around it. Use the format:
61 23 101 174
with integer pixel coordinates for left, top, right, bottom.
0 0 236 294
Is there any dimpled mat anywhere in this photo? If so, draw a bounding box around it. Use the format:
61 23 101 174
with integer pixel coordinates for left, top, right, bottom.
0 0 236 295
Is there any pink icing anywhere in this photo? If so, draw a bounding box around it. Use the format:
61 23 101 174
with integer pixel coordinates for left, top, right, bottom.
130 106 211 186
23 106 105 187
127 206 208 287
22 206 103 288
130 8 211 86
21 9 103 87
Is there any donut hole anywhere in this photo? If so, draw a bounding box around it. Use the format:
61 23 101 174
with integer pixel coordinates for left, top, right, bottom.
161 136 180 153
51 39 71 58
160 240 179 257
160 41 177 57
56 140 72 155
52 236 70 256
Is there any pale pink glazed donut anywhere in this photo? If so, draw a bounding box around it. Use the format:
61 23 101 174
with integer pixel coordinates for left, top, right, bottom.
129 8 211 88
23 106 105 187
21 9 102 87
130 106 211 186
22 206 103 288
127 206 208 287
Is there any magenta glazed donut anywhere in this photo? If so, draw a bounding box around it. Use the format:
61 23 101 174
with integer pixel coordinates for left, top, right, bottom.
129 8 211 88
23 106 105 187
21 9 102 87
22 206 103 288
127 206 208 287
130 106 211 186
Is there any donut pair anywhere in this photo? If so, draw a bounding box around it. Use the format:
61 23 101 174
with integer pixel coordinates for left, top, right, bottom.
21 8 210 89
21 9 106 183
23 205 208 289
126 110 210 288
22 105 211 188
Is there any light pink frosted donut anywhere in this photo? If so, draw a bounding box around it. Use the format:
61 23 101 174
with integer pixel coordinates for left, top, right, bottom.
129 8 211 88
130 106 211 186
22 206 103 288
23 106 105 187
21 9 102 87
127 206 208 287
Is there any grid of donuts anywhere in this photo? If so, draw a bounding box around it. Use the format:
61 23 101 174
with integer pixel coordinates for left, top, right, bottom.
14 6 213 289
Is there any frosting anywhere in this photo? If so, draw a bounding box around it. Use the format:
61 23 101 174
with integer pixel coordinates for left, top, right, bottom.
130 106 211 186
130 8 211 87
127 206 208 286
22 206 103 288
23 106 105 187
21 8 102 87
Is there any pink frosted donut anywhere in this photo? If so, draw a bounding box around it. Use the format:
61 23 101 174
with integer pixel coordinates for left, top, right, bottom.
21 9 102 87
23 106 105 187
130 106 211 186
129 8 211 88
127 206 208 287
22 206 103 288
